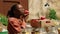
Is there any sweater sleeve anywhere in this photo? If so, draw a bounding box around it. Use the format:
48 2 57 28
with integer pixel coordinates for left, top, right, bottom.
8 18 21 33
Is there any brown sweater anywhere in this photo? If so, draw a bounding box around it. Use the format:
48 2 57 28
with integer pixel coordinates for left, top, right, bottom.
7 17 26 34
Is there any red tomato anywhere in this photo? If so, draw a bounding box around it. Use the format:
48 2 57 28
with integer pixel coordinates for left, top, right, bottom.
40 17 46 20
30 19 41 28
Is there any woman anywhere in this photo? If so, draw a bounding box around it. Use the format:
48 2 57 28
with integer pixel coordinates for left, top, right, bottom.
7 3 29 34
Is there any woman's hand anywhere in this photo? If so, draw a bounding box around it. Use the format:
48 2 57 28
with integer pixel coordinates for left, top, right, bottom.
21 19 26 29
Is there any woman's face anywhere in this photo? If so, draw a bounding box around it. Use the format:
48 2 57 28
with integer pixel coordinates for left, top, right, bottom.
17 4 25 14
13 4 25 18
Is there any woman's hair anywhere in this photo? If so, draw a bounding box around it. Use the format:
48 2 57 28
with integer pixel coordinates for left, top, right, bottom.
7 4 17 17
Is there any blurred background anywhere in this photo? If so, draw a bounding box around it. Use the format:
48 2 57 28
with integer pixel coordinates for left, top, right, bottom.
0 0 60 34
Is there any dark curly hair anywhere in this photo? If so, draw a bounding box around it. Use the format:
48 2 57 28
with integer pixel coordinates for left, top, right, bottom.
7 4 17 17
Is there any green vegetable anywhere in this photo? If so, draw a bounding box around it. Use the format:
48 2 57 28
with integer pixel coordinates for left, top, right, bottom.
49 9 57 20
0 14 8 26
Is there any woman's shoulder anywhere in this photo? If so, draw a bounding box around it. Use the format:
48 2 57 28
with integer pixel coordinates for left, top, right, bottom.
8 17 18 21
